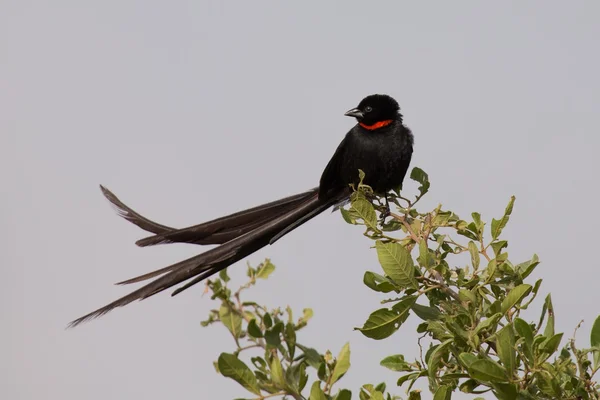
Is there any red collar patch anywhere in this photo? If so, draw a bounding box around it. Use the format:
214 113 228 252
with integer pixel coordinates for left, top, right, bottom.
359 119 393 131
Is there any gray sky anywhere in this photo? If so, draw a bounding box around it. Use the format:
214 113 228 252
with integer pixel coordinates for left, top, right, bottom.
2 1 600 399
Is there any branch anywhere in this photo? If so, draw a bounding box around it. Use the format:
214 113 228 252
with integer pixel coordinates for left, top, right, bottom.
389 212 420 243
424 271 461 302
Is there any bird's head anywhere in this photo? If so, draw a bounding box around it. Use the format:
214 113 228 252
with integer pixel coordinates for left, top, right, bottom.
344 94 401 130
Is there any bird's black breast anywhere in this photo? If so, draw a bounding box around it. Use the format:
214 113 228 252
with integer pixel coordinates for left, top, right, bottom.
319 121 413 198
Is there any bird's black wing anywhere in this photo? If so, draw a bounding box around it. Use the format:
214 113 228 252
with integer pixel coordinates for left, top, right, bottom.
268 133 353 244
318 132 352 199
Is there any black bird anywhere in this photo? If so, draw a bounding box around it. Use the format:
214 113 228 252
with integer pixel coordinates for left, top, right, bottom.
69 94 414 327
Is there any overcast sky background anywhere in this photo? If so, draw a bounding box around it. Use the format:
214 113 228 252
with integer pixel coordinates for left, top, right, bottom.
3 2 600 399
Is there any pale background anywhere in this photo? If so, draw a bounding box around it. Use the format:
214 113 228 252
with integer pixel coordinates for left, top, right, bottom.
2 1 599 399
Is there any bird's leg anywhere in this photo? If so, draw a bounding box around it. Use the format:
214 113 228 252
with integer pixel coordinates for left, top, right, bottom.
379 195 391 222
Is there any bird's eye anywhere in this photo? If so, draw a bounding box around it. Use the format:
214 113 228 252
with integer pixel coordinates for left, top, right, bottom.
364 106 373 113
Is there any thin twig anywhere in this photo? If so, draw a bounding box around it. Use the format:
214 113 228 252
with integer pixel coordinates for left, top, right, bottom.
570 320 593 394
390 212 420 243
253 391 288 400
480 245 492 262
417 333 427 368
237 344 262 353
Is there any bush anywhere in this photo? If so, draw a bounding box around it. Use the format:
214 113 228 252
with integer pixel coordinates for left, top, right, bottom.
201 168 600 400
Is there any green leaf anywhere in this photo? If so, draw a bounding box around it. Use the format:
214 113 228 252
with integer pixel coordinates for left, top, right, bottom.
591 315 600 347
484 259 497 283
411 303 441 321
591 315 600 368
256 260 275 279
360 384 374 400
543 294 555 338
380 354 412 371
286 305 293 323
363 271 397 293
458 289 477 304
538 333 563 358
317 361 327 381
285 362 304 395
515 254 540 279
381 219 403 231
433 211 454 226
351 196 378 231
514 318 534 363
217 353 261 395
251 356 267 371
375 241 418 289
247 319 263 338
392 295 418 313
265 322 284 347
270 353 285 388
219 303 242 338
496 323 516 376
459 379 479 393
473 313 502 336
418 240 435 268
514 318 534 345
472 212 483 232
491 196 515 239
299 363 309 392
297 344 322 369
309 381 327 400
357 168 367 185
356 302 413 340
428 320 453 341
520 279 543 310
263 312 273 329
218 268 230 282
428 339 453 384
284 323 296 359
440 372 468 382
490 240 508 256
408 390 422 400
297 308 314 328
340 207 357 224
447 320 469 342
500 284 532 314
331 342 351 385
433 385 450 400
468 359 508 383
535 370 561 397
397 371 424 387
410 167 430 196
371 391 384 400
459 353 478 368
334 389 352 400
374 382 386 393
491 383 519 400
468 241 480 270
457 227 479 241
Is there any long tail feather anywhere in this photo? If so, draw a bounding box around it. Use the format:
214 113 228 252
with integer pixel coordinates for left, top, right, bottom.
101 185 319 246
69 190 344 328
100 185 175 234
134 188 319 247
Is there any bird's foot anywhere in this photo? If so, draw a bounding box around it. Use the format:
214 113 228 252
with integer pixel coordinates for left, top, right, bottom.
379 202 391 223
379 211 390 224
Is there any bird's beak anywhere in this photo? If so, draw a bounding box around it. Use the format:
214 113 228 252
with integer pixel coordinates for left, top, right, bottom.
344 108 364 119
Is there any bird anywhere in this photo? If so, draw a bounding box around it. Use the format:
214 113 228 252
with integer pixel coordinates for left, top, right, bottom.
69 94 414 327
